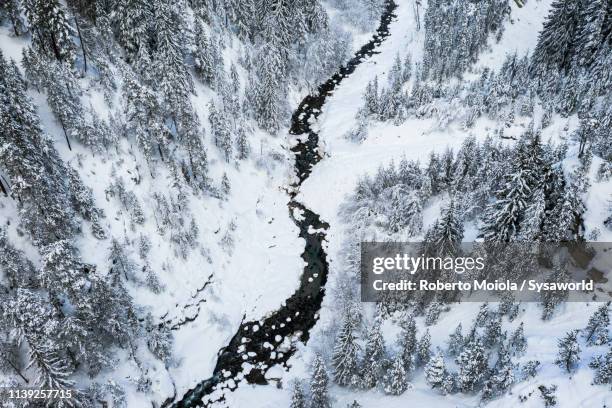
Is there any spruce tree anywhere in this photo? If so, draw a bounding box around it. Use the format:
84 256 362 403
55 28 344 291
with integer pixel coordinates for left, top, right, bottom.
425 351 446 389
383 355 409 395
592 348 612 386
555 330 581 373
397 315 417 371
154 0 193 120
310 354 331 408
510 322 527 356
480 143 534 242
417 329 432 367
456 339 487 392
193 18 216 86
583 304 610 346
0 0 26 36
332 315 360 387
289 381 306 408
360 316 385 389
531 0 582 74
447 323 464 356
24 0 76 63
115 0 152 58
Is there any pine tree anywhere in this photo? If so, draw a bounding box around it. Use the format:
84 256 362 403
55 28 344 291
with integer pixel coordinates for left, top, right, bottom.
109 239 137 281
428 199 464 257
456 339 487 392
123 71 167 163
491 345 516 395
0 0 26 36
332 314 360 387
236 125 251 160
397 315 417 371
531 0 582 74
521 360 541 380
425 351 446 389
154 0 193 119
193 18 216 85
483 314 503 348
555 330 581 373
289 381 306 408
27 341 75 391
383 355 409 395
364 76 379 116
541 262 571 320
24 0 76 63
538 384 558 407
583 304 610 346
417 329 432 367
250 40 285 134
209 102 233 161
447 323 464 356
310 354 331 408
574 0 609 67
425 301 442 326
115 0 152 58
361 315 386 388
480 144 533 242
510 322 527 356
592 348 612 386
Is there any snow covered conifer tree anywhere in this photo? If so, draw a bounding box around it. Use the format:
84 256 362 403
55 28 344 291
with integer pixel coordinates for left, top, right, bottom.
583 304 610 346
360 315 385 389
480 142 534 242
510 322 527 356
383 355 409 395
429 199 464 257
555 330 581 373
456 339 487 392
531 0 582 74
250 41 285 134
364 76 379 117
397 315 417 371
194 18 216 85
592 348 612 386
332 313 360 387
289 381 306 408
538 384 558 407
417 329 432 367
24 0 76 63
0 0 26 36
109 239 137 281
154 0 193 120
541 262 571 320
483 314 503 348
310 354 331 408
236 125 251 160
209 102 233 161
425 351 446 390
447 323 464 356
490 344 516 396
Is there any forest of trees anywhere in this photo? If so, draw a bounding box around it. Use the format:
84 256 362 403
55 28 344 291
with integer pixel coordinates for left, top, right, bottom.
350 0 612 186
0 0 610 406
0 0 385 404
314 0 612 406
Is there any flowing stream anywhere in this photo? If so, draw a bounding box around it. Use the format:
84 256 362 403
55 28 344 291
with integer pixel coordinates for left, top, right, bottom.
170 2 397 406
